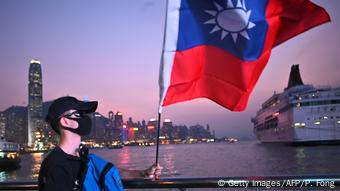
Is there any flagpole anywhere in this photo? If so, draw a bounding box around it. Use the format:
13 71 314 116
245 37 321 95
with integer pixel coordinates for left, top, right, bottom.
155 0 169 166
155 112 161 164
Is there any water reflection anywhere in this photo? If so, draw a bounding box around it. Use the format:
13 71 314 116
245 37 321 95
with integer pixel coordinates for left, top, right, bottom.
117 147 131 169
161 145 178 177
0 170 16 182
295 147 306 173
0 142 339 182
31 153 44 179
295 147 306 160
254 143 340 175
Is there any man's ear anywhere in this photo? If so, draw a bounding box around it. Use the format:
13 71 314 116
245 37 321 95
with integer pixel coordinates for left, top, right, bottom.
60 117 72 128
59 117 78 129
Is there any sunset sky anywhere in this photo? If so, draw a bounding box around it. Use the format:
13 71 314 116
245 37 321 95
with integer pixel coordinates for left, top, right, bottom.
0 0 339 138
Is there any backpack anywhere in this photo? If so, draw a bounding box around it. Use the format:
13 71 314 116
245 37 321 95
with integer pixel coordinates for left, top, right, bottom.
82 154 124 191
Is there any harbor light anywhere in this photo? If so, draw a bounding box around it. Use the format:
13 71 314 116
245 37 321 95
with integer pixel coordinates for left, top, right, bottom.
35 132 41 138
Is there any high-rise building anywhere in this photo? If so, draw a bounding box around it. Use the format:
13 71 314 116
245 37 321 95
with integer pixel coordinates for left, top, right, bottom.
108 111 114 121
28 59 43 147
147 118 157 139
114 112 123 128
4 106 28 144
162 119 173 138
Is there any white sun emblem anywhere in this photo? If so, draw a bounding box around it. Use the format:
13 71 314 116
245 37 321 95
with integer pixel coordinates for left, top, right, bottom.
204 0 256 43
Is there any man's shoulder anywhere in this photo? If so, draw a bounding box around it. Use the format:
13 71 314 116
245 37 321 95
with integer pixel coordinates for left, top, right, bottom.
44 147 65 161
41 147 70 169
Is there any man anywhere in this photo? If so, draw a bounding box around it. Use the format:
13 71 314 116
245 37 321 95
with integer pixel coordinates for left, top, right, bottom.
38 96 161 191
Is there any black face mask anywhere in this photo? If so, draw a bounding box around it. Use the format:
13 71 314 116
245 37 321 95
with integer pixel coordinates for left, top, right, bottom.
63 116 92 136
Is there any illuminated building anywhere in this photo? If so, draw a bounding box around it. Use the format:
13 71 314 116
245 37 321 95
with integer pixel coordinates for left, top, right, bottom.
3 106 27 144
162 119 173 138
114 112 123 128
128 127 135 141
28 59 43 147
107 111 122 141
147 118 157 139
114 112 124 142
0 112 5 139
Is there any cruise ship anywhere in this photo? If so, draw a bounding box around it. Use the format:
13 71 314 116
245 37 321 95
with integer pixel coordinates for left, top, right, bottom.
252 65 340 144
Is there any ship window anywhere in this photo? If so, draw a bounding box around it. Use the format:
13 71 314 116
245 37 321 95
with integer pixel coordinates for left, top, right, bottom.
330 116 334 119
337 116 340 119
314 121 321 125
264 117 278 129
294 122 305 128
307 118 310 120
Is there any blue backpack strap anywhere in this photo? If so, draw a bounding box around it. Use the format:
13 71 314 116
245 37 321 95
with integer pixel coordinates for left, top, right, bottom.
99 162 114 189
84 154 124 191
79 145 89 190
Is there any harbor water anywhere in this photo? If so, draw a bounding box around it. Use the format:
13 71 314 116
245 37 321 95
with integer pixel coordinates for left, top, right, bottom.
1 141 340 189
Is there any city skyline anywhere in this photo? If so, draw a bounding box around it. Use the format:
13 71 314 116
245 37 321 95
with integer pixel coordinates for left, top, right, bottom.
1 0 340 138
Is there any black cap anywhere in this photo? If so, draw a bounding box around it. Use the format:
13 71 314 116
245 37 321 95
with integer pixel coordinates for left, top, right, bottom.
45 96 98 134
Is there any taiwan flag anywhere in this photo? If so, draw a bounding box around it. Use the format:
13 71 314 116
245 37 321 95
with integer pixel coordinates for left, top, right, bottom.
159 0 330 112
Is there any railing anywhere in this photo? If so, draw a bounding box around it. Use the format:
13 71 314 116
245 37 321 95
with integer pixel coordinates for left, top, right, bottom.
0 175 340 190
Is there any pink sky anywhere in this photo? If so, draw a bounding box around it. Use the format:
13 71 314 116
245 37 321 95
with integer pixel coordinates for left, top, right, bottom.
0 0 339 138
